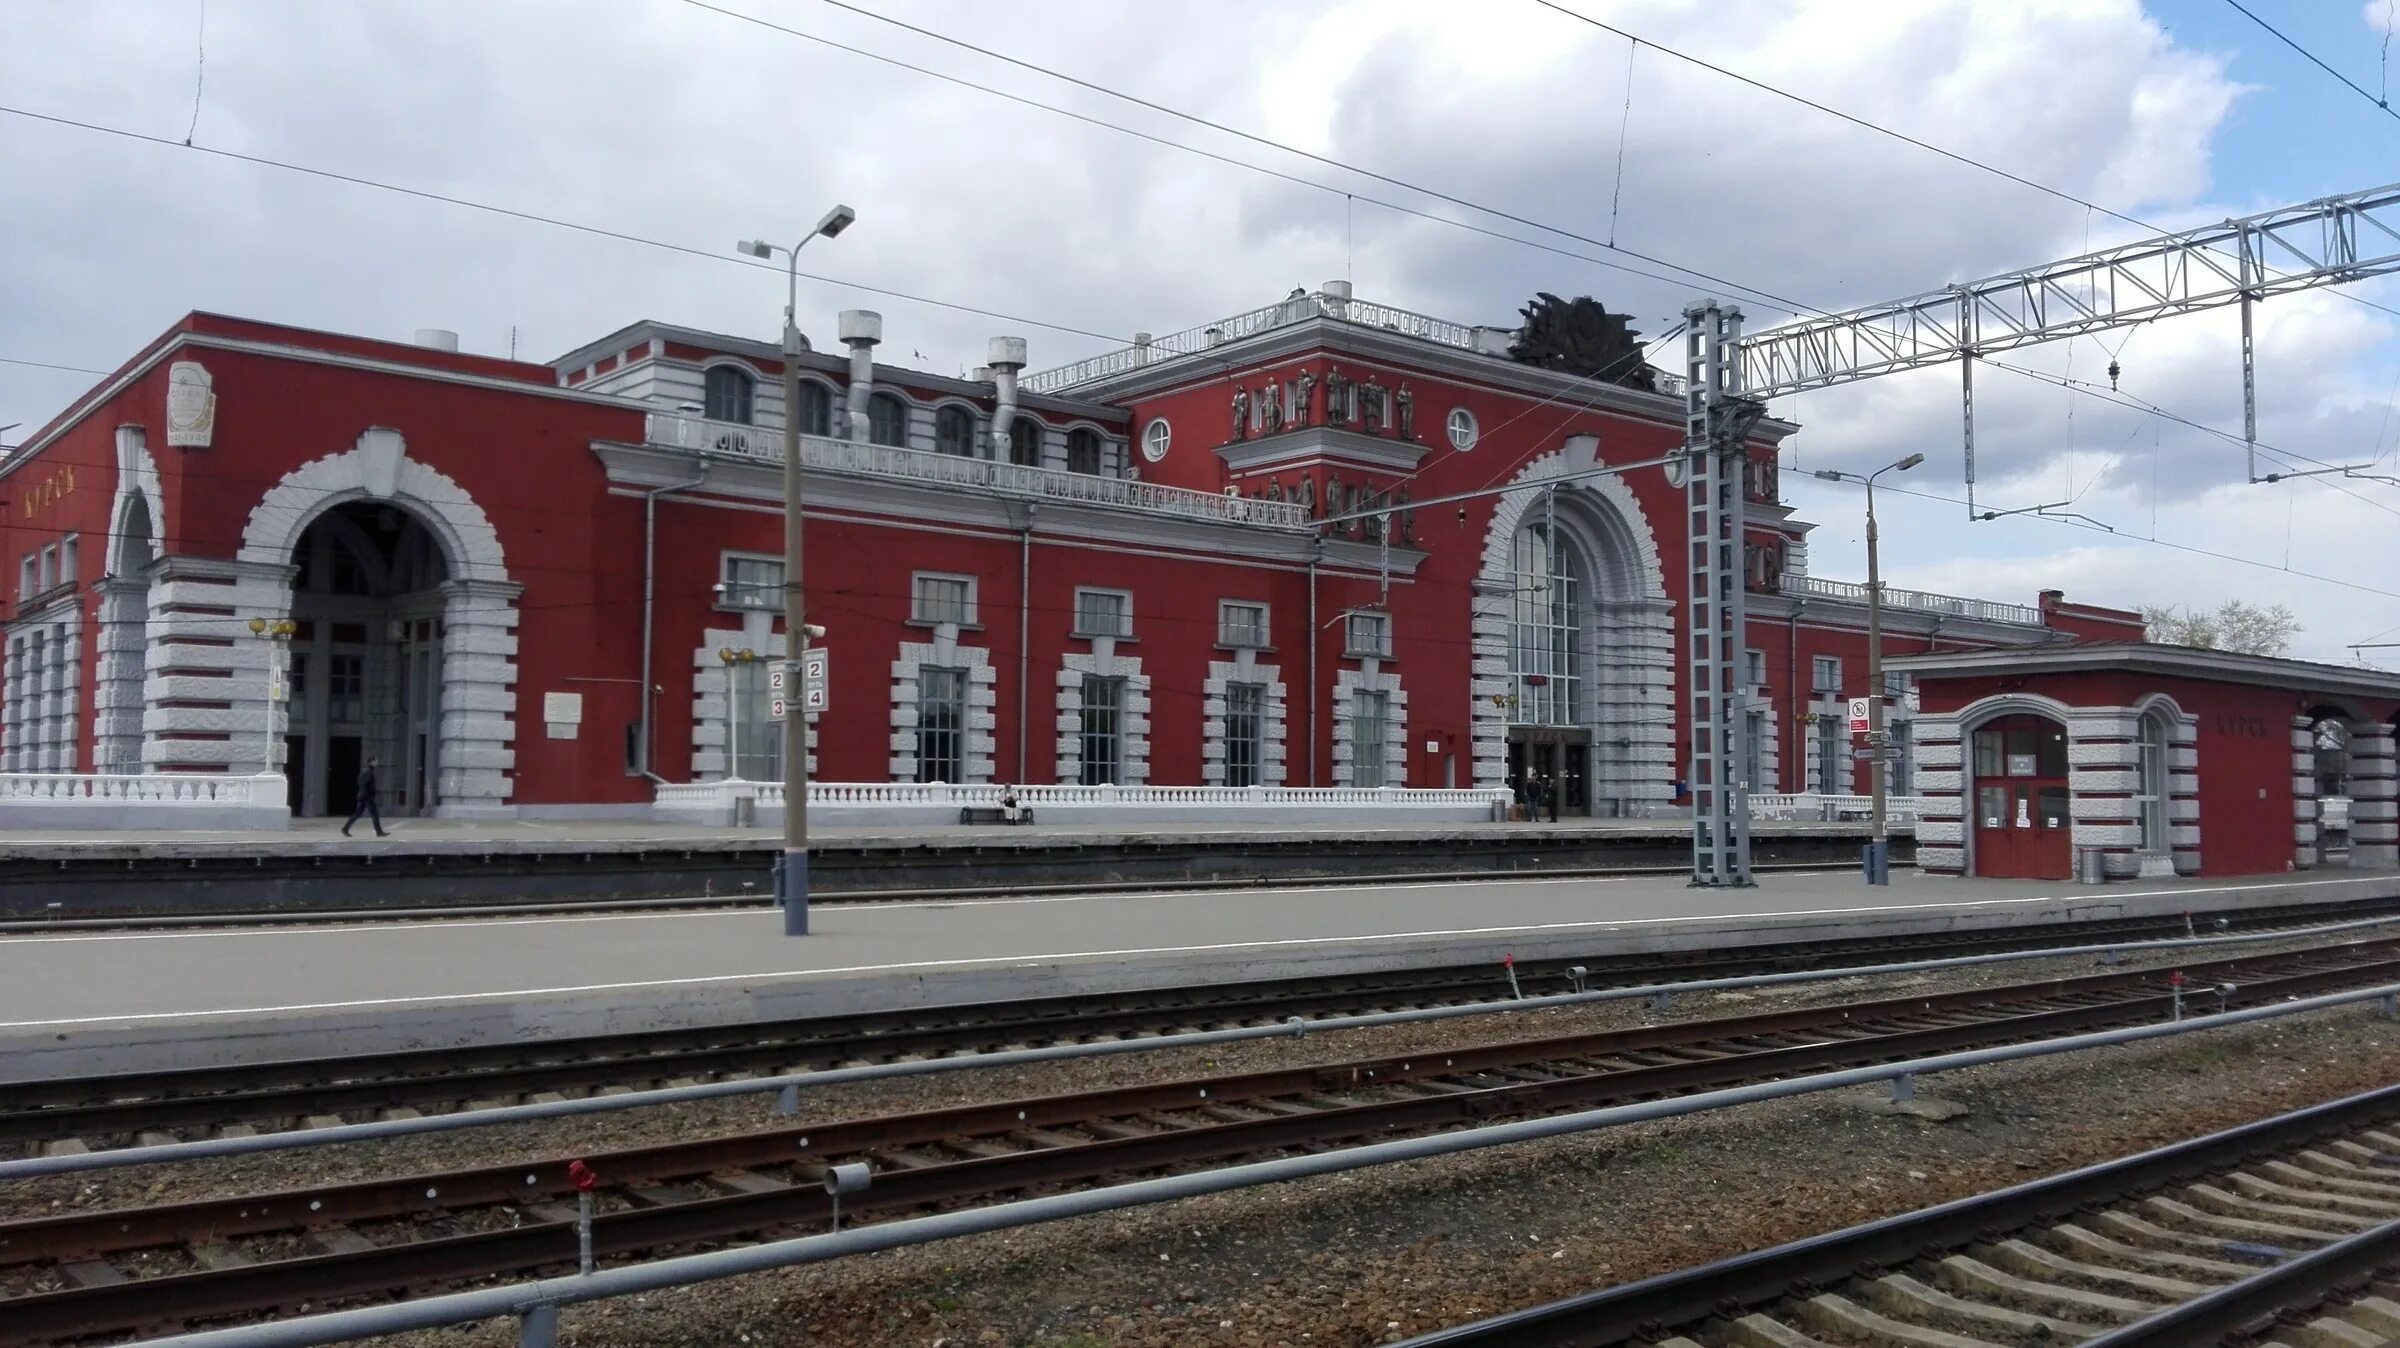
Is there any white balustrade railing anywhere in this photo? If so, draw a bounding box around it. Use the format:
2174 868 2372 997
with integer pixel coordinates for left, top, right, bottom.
1780 574 2043 626
643 415 1308 530
1021 289 1682 397
0 772 279 805
1750 792 1933 823
659 780 1509 814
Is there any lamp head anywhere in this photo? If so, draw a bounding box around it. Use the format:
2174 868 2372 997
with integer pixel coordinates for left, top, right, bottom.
1811 468 1843 483
736 239 775 260
248 616 265 635
1897 453 1926 471
814 204 857 239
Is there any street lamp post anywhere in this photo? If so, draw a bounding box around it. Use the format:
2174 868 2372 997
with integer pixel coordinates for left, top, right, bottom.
1812 452 1924 885
246 617 295 779
738 203 854 937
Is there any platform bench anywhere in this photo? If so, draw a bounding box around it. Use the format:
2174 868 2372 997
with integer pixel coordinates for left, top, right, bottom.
959 806 1035 826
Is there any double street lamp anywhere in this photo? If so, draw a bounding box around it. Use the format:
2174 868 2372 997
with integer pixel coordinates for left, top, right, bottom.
1810 452 1925 885
736 202 855 936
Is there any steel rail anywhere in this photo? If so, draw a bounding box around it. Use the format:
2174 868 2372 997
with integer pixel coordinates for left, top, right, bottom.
2079 1211 2400 1346
10 907 2400 1180
7 946 2395 1342
103 983 2400 1348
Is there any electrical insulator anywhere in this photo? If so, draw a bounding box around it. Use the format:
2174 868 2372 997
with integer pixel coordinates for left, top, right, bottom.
2107 359 2121 390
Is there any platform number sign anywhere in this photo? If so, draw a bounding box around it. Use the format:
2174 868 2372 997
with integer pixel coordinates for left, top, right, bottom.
1847 697 1871 735
767 650 830 721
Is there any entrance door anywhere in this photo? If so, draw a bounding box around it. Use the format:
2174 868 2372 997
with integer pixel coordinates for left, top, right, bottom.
1506 729 1591 818
1970 715 2071 879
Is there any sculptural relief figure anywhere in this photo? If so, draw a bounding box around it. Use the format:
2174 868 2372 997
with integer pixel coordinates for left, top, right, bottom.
1362 380 1388 434
1324 367 1349 428
1266 477 1285 503
1325 473 1346 531
1260 381 1283 435
1362 490 1383 542
1298 475 1317 518
1395 384 1416 441
1396 486 1416 545
1230 385 1249 442
1295 371 1318 428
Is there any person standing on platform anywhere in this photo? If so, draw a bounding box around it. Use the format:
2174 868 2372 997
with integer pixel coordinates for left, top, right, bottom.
1545 773 1561 823
343 756 389 838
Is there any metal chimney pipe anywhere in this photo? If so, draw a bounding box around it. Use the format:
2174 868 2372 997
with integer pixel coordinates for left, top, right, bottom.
838 311 882 438
987 336 1028 458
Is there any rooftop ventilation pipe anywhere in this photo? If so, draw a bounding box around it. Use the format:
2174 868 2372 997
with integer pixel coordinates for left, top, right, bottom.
987 336 1028 457
1321 281 1352 318
1133 332 1153 366
413 328 460 352
839 311 882 438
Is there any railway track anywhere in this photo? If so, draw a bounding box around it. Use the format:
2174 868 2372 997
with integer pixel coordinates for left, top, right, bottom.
1400 1086 2400 1348
4 937 2398 1344
7 895 2396 1160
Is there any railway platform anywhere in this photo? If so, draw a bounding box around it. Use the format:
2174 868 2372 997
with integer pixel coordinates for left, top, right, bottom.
3 868 2394 1079
0 816 1893 919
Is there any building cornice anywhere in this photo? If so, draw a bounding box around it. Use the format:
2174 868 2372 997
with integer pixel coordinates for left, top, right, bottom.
1885 642 2400 701
1219 426 1434 476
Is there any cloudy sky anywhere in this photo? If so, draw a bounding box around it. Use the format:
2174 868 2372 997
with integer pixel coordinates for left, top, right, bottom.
3 0 2396 660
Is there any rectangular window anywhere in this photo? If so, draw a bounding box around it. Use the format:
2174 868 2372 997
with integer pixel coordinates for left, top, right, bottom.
1973 727 2003 778
16 554 33 601
1224 681 1265 788
1344 610 1391 658
1079 675 1125 785
1816 712 1843 794
1743 647 1767 686
38 544 56 593
329 653 366 724
57 536 76 589
1882 668 1910 698
1073 588 1132 639
1811 655 1841 693
1742 708 1766 793
1219 601 1269 649
728 660 782 780
916 666 967 784
910 573 975 627
719 554 783 611
1351 690 1391 787
1887 717 1913 796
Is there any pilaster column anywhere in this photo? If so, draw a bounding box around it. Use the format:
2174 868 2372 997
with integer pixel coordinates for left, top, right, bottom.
2292 715 2320 870
2350 724 2398 869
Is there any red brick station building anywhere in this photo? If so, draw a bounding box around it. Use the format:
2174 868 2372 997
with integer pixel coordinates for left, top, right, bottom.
4 283 2392 880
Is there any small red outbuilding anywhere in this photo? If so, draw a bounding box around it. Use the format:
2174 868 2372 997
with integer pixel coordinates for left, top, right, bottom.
1886 644 2400 882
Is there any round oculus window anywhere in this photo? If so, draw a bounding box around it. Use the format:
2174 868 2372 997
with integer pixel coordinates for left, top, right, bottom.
1142 417 1172 463
1446 407 1478 452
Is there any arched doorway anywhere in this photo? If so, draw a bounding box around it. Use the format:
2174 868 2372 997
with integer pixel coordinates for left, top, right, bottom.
1968 712 2071 878
92 492 158 774
283 502 452 817
1504 507 1592 815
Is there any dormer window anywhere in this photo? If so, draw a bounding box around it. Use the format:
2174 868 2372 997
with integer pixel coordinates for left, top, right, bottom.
935 405 976 457
704 365 755 425
869 392 909 448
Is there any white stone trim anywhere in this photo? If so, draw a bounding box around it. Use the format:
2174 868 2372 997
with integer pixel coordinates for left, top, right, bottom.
1201 653 1287 787
892 629 996 784
1056 649 1148 785
1467 436 1673 809
689 615 817 780
2 604 81 773
1332 667 1407 788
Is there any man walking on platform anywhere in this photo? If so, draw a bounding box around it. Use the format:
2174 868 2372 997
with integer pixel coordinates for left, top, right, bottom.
343 756 389 838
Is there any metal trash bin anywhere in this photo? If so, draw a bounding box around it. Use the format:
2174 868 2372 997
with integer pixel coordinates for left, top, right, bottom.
732 791 757 829
2075 845 2105 885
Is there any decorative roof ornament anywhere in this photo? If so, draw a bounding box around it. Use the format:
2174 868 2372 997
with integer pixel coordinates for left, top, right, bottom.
1506 293 1658 392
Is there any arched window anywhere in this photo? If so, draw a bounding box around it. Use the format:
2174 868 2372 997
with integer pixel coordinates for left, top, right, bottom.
2137 707 2171 853
1009 417 1046 467
1507 519 1583 726
935 405 976 457
794 382 833 437
704 365 755 425
1066 428 1104 476
868 392 910 448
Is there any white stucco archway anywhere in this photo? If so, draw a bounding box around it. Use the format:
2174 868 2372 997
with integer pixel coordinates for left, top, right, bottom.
1468 435 1673 811
237 429 521 815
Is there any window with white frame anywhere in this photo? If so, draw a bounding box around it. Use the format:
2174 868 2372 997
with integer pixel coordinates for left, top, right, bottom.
1506 520 1579 725
910 572 976 627
1142 418 1172 463
1351 689 1392 787
1882 668 1911 698
1447 407 1479 452
1074 588 1132 639
1887 717 1914 797
1008 417 1045 466
2136 709 2170 852
935 405 976 457
868 392 910 447
1225 681 1266 788
916 666 968 783
719 554 783 611
58 536 75 589
1743 708 1766 792
38 544 57 594
1066 428 1104 476
1811 655 1842 693
1744 647 1767 686
1218 600 1269 648
1079 674 1126 784
729 659 781 780
703 365 756 424
1344 610 1391 659
15 553 32 601
1815 712 1843 793
795 382 834 437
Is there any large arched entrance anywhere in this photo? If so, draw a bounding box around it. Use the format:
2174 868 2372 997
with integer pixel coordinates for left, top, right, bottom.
1473 440 1674 816
1967 712 2072 879
283 502 452 817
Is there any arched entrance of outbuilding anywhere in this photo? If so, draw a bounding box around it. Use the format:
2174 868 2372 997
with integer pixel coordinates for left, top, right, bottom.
1965 709 2072 880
